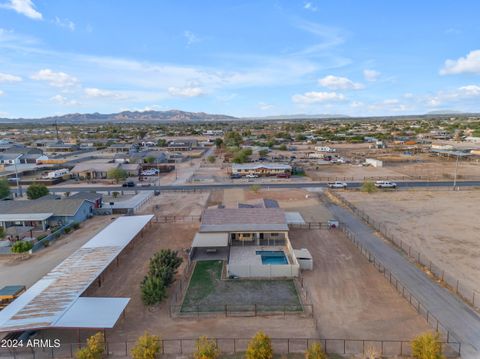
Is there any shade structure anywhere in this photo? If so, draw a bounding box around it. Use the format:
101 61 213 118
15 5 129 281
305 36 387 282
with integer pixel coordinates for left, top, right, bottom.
192 232 229 247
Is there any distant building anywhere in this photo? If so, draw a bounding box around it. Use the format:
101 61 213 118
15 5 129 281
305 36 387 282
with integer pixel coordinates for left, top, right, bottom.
167 139 198 151
231 163 292 176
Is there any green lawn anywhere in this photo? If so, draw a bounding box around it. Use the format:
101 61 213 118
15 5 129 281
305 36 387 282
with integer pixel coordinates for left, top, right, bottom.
181 260 302 313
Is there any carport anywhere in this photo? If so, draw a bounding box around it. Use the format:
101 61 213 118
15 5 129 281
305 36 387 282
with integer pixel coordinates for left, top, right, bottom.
190 232 229 261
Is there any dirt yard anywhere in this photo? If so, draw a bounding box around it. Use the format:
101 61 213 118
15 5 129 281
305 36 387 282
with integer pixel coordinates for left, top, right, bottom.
140 191 210 217
290 228 430 339
341 189 480 292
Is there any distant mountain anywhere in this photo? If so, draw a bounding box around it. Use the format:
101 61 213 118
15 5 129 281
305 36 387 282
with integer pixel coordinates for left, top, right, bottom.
425 110 464 115
250 113 350 120
0 109 237 124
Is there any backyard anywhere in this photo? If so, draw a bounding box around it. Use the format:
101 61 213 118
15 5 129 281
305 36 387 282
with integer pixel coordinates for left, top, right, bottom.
181 260 302 313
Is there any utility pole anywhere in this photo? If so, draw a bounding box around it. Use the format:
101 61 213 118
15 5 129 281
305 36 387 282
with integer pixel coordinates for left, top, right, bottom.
54 121 59 141
453 154 459 190
13 158 22 197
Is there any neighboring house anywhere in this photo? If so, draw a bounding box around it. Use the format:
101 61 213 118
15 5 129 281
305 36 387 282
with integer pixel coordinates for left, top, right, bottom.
120 163 140 177
167 139 198 151
69 192 103 209
231 163 292 176
71 161 120 179
0 199 94 231
107 143 135 153
0 153 22 165
130 150 168 164
190 207 300 278
3 147 46 164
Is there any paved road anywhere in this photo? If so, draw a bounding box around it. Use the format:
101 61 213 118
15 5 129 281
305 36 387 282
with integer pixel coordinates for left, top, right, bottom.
47 180 480 193
324 200 480 359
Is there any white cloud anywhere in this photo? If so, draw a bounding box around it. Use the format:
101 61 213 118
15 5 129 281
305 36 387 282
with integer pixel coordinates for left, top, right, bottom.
184 30 200 46
53 17 75 31
168 86 205 97
84 87 128 100
318 75 364 90
458 85 480 96
0 90 4 96
50 94 79 106
31 69 78 87
258 102 273 110
0 72 22 82
1 0 42 20
440 50 480 75
303 2 318 12
292 91 345 104
426 84 480 107
363 69 381 82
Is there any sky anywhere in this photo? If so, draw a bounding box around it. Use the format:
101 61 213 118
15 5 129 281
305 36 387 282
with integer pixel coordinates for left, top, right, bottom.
1 0 480 118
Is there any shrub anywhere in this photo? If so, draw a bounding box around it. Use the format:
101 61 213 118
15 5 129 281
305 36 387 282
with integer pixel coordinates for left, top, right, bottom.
26 183 49 200
207 155 216 164
305 342 326 359
141 275 167 306
245 331 273 359
72 222 80 230
64 227 72 234
361 180 377 193
250 184 261 193
194 336 220 359
75 332 104 359
107 167 128 183
0 178 10 200
411 332 444 359
0 227 5 239
131 332 161 359
149 249 183 276
11 241 33 253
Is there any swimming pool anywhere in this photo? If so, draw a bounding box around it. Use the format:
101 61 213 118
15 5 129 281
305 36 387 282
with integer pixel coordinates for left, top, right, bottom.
256 250 288 265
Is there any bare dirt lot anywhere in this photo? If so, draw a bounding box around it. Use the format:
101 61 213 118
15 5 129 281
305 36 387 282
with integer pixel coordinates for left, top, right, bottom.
141 191 210 217
341 189 480 292
0 215 116 288
290 228 430 339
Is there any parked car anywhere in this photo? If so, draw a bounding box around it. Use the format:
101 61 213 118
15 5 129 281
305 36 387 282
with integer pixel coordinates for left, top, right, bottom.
328 181 347 189
245 174 259 178
122 181 135 187
230 173 242 179
277 173 290 178
375 180 397 189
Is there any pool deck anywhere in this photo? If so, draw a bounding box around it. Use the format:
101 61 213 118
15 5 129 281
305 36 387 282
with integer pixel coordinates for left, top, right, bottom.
229 246 289 266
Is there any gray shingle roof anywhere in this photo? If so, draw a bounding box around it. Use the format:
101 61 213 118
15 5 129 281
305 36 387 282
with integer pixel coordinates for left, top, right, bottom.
0 199 90 217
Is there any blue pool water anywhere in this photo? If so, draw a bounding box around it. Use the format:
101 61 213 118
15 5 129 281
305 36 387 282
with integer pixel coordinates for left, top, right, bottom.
256 250 288 265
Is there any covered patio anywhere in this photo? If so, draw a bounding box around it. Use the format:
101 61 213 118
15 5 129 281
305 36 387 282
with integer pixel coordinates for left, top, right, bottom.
190 232 230 261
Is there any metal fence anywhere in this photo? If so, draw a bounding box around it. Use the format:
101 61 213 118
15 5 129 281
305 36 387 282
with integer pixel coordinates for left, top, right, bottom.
338 224 461 356
288 222 331 230
330 190 480 311
0 336 460 358
153 215 201 223
30 222 79 253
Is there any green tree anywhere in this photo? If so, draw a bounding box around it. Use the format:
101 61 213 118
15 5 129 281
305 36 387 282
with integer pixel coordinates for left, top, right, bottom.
412 332 444 359
258 149 269 157
0 227 5 239
361 181 378 193
144 156 155 164
107 167 128 183
224 131 243 147
245 331 273 359
131 332 161 359
194 336 220 359
75 332 105 359
250 184 261 193
140 275 167 305
26 183 49 200
0 178 10 200
305 343 326 359
214 138 223 148
278 144 287 151
157 139 167 147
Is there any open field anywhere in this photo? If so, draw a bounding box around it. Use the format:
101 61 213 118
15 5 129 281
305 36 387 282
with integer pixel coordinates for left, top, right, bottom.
0 215 117 288
290 228 431 339
341 189 480 292
181 260 301 312
141 191 210 217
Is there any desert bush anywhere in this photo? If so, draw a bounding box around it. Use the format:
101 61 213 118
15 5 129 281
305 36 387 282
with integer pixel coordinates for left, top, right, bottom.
411 332 444 359
245 331 273 359
131 332 161 359
361 180 377 193
141 275 167 306
64 227 72 234
194 336 220 359
305 342 326 359
72 222 80 230
250 184 261 193
75 332 104 359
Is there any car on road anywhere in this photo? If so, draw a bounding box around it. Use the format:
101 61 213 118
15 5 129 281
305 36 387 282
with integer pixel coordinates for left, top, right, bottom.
245 174 259 178
230 173 242 179
122 181 135 187
375 180 397 189
328 181 348 189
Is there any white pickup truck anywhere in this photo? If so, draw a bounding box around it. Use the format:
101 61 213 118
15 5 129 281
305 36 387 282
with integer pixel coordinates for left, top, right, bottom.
328 181 347 189
375 180 397 189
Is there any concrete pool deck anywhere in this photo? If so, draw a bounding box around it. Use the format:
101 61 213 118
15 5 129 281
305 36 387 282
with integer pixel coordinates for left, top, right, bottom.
229 246 289 266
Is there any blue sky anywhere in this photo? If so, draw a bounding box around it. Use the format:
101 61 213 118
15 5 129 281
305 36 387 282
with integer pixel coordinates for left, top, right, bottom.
1 0 480 118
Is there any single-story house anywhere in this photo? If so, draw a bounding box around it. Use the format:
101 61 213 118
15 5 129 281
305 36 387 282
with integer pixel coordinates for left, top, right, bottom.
190 207 300 278
0 198 94 231
231 163 292 176
71 161 120 179
69 192 103 208
167 139 198 151
120 163 140 177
